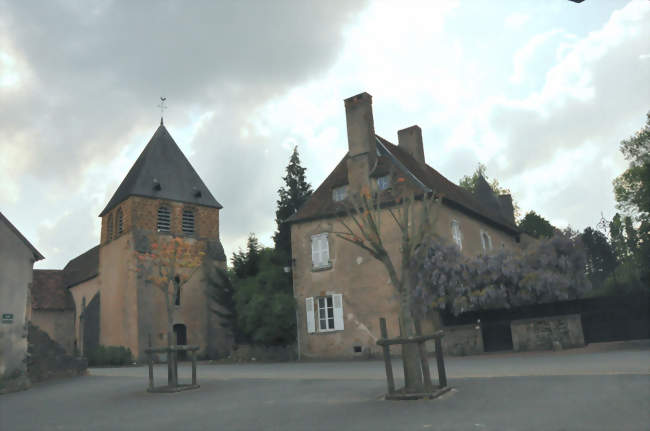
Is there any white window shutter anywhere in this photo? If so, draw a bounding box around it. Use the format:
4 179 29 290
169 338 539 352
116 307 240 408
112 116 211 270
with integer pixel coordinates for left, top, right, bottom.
311 236 320 267
332 294 344 330
306 297 315 334
321 234 330 265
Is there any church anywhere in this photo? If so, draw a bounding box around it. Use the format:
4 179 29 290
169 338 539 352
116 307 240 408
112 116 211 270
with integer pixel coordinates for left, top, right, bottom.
59 120 228 360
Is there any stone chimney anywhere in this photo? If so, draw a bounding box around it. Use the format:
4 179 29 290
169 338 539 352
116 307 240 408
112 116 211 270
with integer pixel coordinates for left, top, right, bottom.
344 92 377 193
397 125 425 164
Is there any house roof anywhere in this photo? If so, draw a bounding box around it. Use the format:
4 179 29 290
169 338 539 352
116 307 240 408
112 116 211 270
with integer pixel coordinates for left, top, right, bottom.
99 122 222 216
287 135 518 235
63 245 99 288
0 211 44 261
32 270 74 310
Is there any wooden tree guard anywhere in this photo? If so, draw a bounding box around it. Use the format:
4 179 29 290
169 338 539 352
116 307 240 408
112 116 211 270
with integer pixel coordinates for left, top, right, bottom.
377 317 451 400
145 335 200 393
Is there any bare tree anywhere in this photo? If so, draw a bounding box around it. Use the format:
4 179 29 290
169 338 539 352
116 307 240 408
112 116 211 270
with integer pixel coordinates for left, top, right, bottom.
335 180 441 390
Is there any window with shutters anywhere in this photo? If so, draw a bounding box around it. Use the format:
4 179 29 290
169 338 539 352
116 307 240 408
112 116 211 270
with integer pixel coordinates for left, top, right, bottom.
311 233 330 270
305 294 344 333
157 206 171 232
106 214 113 241
116 207 124 236
481 230 493 252
182 208 195 235
451 220 462 250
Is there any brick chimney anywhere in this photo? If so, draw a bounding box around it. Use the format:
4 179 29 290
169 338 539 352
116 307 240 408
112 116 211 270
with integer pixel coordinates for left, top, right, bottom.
344 92 377 194
398 125 425 164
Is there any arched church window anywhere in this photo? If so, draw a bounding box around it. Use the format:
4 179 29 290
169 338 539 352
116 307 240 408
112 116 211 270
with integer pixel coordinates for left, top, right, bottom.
116 207 124 236
451 220 462 250
182 208 195 235
107 214 113 240
157 206 171 232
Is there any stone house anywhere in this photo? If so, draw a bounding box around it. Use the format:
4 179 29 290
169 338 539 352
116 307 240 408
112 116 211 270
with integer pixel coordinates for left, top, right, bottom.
0 211 44 390
63 121 229 361
29 270 75 355
287 92 520 359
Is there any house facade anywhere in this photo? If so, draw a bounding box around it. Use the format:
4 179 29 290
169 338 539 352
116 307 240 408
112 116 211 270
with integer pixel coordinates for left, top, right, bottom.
0 212 44 390
288 92 521 359
64 121 229 360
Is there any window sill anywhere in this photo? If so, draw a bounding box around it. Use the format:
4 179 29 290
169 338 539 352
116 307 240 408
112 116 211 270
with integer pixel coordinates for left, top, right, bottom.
311 263 332 272
312 329 343 335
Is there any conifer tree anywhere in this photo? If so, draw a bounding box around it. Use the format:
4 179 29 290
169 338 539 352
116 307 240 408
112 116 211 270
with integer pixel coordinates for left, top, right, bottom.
273 147 313 260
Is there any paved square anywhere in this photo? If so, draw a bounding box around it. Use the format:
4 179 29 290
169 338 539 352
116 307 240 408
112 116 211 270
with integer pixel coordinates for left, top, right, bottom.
2 341 649 431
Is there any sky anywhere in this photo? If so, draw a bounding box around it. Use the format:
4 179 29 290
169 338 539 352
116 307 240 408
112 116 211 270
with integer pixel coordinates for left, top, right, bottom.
1 0 648 270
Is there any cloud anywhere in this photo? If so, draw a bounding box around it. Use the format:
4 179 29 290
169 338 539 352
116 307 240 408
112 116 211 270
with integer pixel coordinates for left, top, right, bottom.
489 0 650 227
0 0 367 268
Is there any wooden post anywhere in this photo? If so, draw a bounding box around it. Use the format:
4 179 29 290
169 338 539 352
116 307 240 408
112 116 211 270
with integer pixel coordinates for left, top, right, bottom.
148 334 154 391
191 349 197 386
379 318 395 394
414 320 433 391
434 337 447 388
171 347 178 388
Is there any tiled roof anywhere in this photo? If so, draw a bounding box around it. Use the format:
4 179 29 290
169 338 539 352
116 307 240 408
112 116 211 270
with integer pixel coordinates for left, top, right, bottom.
32 270 74 310
287 135 518 235
0 211 44 261
63 245 99 288
99 122 222 216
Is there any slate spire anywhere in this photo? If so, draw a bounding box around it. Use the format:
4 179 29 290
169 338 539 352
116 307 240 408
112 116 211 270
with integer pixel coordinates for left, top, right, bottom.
99 123 221 216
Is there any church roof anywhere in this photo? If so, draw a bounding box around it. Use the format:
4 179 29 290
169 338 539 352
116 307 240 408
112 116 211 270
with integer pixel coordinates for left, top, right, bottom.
99 122 222 216
287 136 518 235
63 245 99 288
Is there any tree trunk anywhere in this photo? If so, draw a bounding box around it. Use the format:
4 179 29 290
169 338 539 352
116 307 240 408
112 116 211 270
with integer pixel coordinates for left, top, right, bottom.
165 285 175 387
399 272 423 393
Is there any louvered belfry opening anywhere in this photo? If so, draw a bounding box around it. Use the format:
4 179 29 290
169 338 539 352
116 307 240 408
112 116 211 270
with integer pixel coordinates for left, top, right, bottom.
182 208 195 235
107 214 113 240
157 206 171 232
116 208 124 235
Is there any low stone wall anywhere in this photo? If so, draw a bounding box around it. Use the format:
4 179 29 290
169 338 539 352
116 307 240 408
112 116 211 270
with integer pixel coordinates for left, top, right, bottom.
27 324 87 383
425 324 484 356
511 314 585 352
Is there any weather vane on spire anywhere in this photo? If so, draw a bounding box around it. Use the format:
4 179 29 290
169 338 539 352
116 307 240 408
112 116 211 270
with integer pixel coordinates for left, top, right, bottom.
157 97 167 125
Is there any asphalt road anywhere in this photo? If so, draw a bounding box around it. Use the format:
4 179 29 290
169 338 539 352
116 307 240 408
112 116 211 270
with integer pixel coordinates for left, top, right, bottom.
1 341 649 431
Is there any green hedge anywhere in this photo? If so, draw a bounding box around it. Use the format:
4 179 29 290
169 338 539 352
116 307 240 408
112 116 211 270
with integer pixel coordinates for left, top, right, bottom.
87 345 133 366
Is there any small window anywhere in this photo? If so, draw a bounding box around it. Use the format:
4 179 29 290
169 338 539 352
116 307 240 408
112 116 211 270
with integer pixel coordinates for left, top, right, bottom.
332 185 348 202
116 208 124 235
318 296 335 331
311 233 330 269
481 230 493 252
107 214 113 240
451 220 462 250
312 294 344 332
376 175 391 191
157 206 171 232
174 275 181 306
182 208 195 235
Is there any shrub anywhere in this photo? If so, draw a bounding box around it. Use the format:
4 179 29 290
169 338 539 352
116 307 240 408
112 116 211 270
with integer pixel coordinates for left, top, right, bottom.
87 345 133 366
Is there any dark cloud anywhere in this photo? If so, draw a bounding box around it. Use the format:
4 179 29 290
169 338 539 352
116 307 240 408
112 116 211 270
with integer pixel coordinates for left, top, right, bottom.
0 0 366 267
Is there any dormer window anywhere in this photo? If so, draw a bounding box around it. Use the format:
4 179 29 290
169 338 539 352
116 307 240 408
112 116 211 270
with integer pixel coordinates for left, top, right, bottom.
116 208 124 235
376 175 391 191
182 208 195 235
107 214 113 240
157 206 171 232
332 185 348 202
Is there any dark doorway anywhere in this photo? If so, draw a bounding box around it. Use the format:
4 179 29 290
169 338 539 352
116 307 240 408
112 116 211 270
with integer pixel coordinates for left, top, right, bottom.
482 320 513 352
173 324 187 360
83 294 100 357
